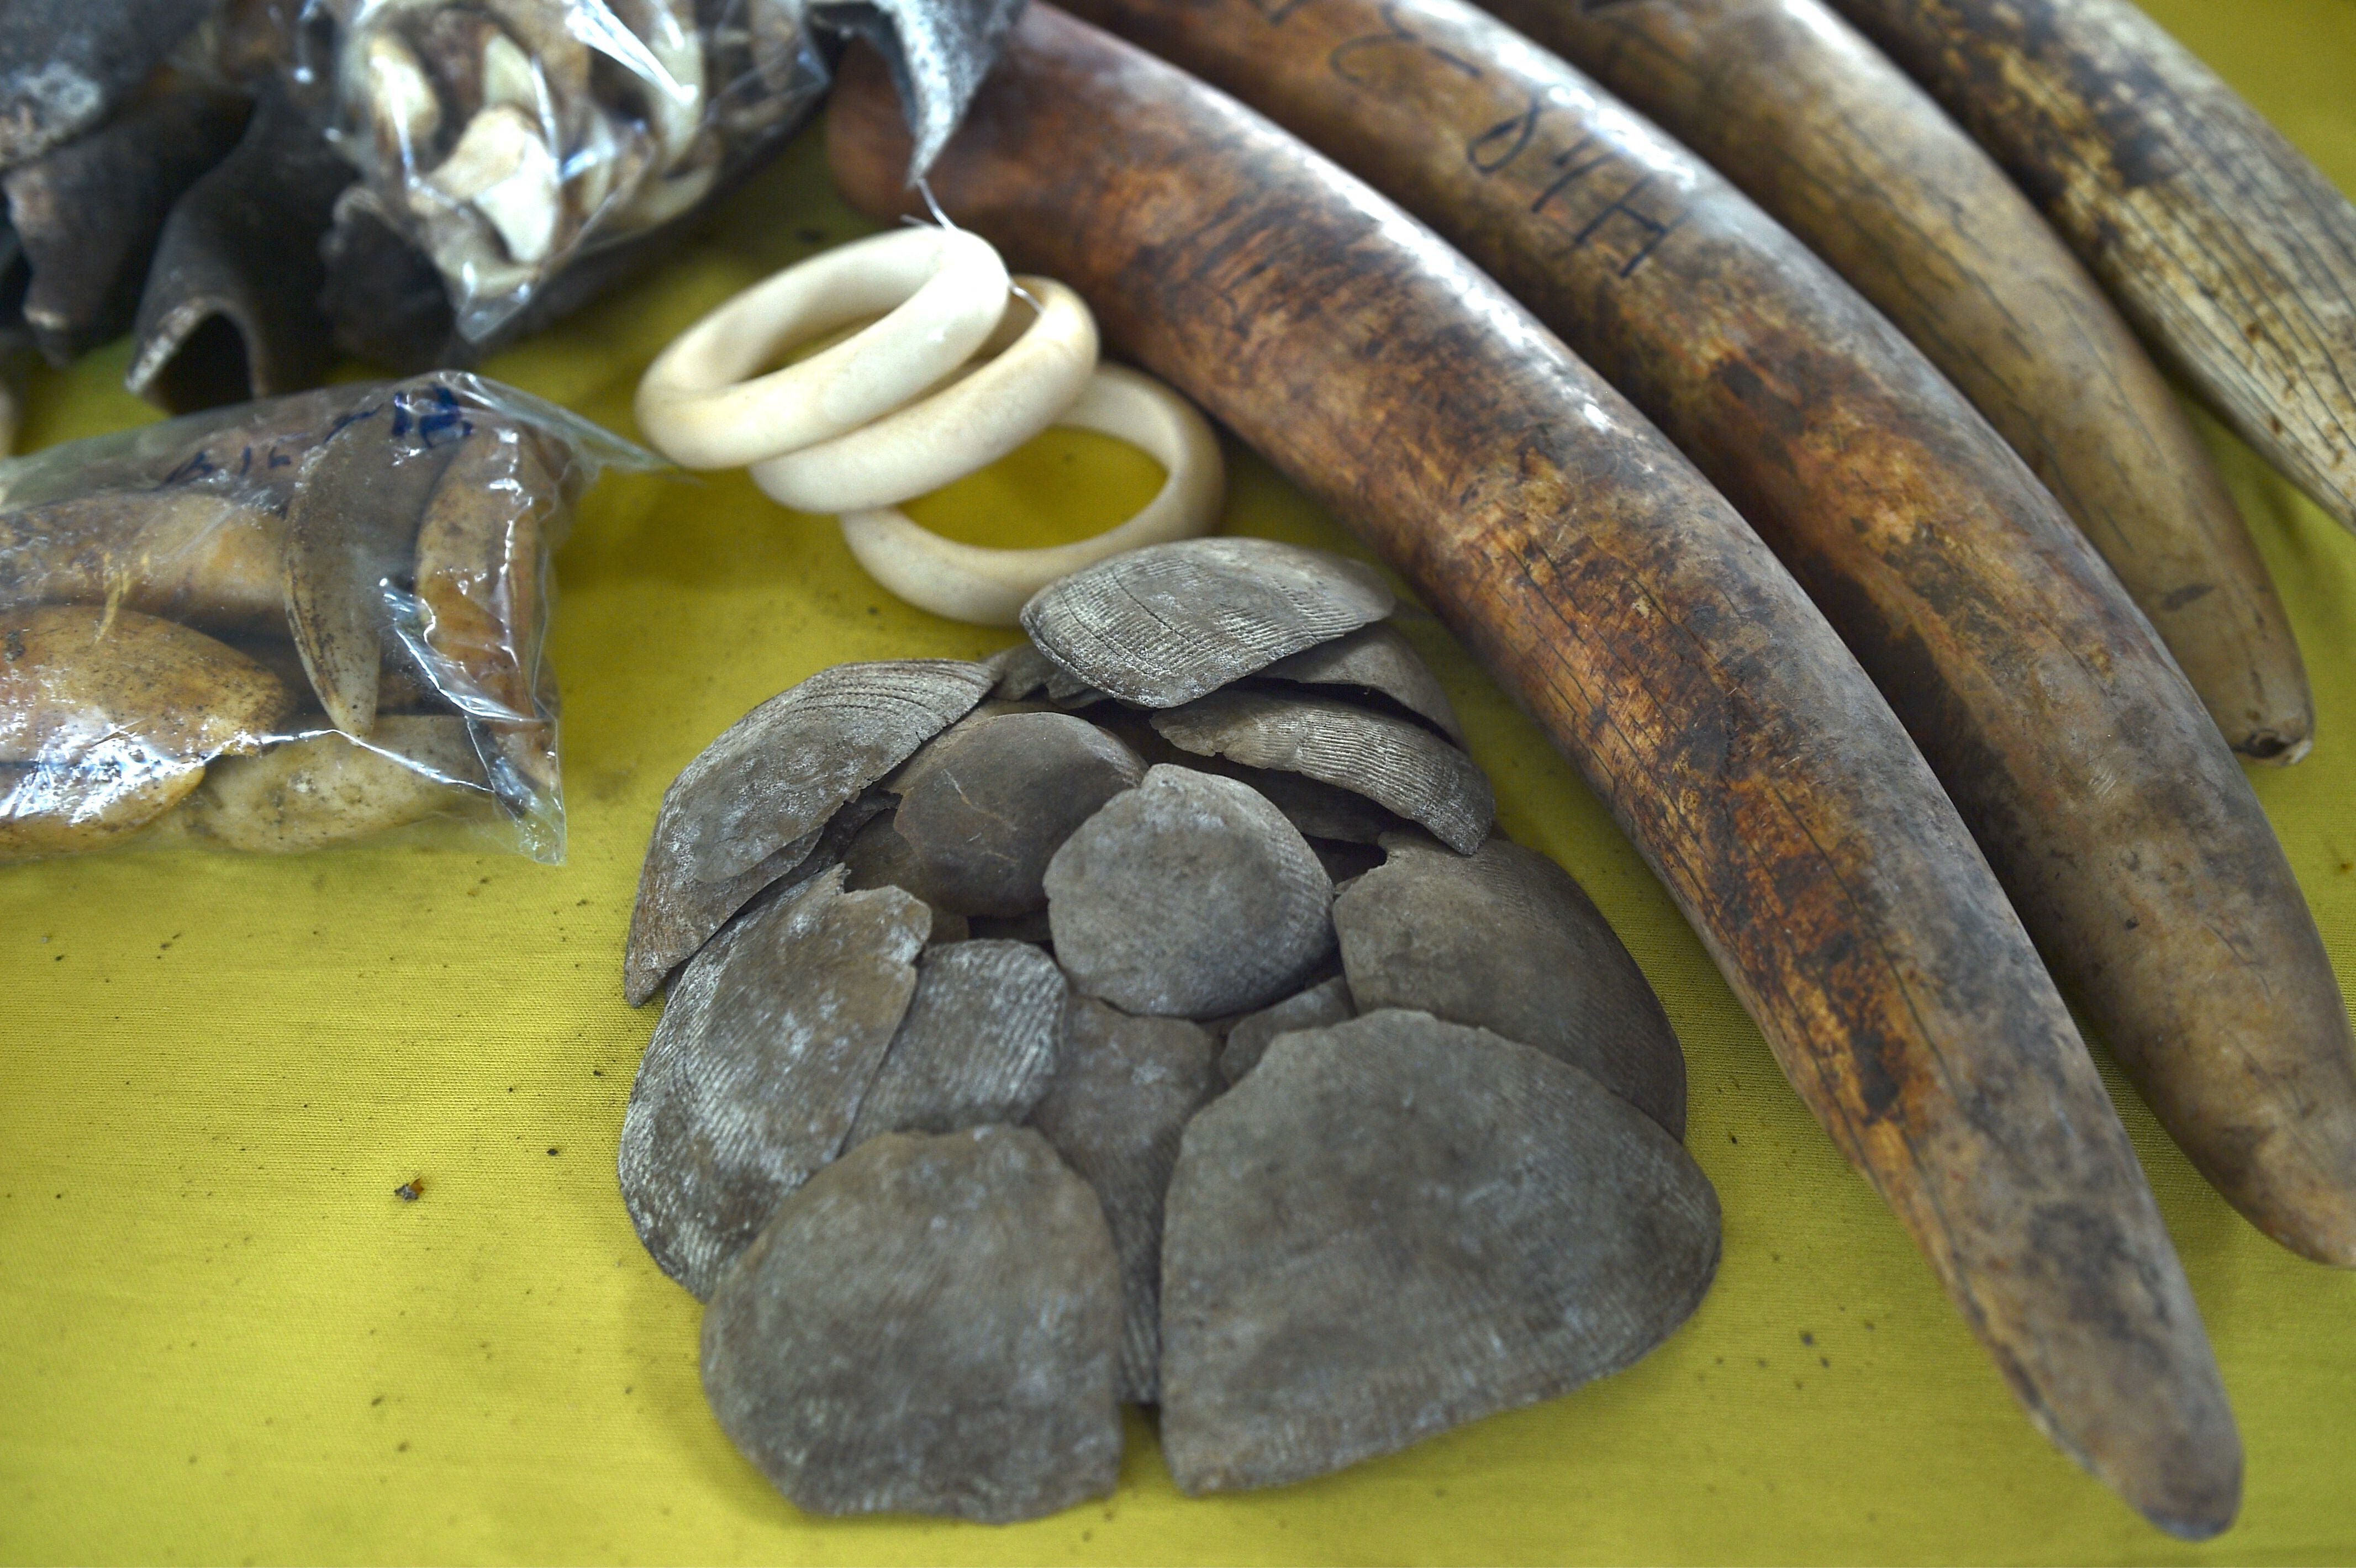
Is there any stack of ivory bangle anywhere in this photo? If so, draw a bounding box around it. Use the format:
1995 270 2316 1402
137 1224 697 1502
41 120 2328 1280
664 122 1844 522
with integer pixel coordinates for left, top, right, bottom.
633 226 1225 625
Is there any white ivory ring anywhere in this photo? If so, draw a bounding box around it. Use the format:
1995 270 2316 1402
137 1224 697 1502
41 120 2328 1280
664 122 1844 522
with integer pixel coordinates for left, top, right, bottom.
749 276 1100 514
633 226 1009 470
837 363 1226 627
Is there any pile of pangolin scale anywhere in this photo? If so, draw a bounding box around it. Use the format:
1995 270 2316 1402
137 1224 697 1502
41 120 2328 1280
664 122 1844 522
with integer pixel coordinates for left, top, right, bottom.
618 537 1722 1522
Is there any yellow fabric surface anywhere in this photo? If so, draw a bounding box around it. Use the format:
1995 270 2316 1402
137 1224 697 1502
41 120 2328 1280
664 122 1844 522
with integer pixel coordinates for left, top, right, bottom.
3 1 2354 1560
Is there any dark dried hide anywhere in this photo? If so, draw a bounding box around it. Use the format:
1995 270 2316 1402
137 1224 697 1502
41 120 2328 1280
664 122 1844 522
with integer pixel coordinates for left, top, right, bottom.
1029 995 1221 1403
1257 621 1463 741
0 0 216 168
1 89 247 364
1020 538 1394 708
808 0 1030 178
618 867 929 1299
317 190 465 375
1043 763 1334 1017
623 658 992 1004
845 938 1068 1144
700 1126 1124 1523
1152 689 1495 854
128 87 351 413
889 710 1143 917
1333 835 1688 1138
1158 1010 1721 1494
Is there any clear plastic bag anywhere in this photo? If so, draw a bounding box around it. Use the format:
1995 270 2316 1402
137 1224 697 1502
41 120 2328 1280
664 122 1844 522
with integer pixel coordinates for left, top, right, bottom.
0 372 655 862
298 0 829 341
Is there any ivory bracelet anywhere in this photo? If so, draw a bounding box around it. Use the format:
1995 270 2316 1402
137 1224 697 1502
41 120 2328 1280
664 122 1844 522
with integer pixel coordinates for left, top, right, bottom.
838 363 1225 626
750 276 1100 513
633 226 1009 469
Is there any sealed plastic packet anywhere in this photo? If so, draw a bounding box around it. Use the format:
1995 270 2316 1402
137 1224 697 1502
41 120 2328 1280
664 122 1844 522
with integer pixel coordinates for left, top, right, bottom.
0 372 654 863
300 0 832 342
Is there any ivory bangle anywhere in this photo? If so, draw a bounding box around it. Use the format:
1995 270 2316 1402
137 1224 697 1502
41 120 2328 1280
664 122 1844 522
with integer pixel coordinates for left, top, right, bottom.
750 277 1101 513
633 226 1009 469
838 363 1226 627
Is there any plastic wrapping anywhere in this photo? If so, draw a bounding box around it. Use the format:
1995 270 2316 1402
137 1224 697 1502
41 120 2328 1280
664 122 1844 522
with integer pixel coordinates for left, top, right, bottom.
0 372 654 862
301 0 830 341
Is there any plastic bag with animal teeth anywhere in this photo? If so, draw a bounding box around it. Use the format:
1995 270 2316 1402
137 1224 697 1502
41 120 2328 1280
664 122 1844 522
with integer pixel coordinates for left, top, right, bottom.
302 0 1022 342
0 370 654 863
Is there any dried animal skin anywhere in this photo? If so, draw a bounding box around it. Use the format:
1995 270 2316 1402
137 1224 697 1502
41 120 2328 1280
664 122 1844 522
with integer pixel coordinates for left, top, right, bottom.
1020 537 1394 707
1 88 247 364
622 659 991 1004
890 710 1144 916
179 0 304 83
181 715 488 852
700 1126 1124 1523
0 489 287 636
1158 1010 1721 1493
845 939 1067 1144
1153 688 1494 854
1217 973 1354 1084
128 87 351 413
320 191 465 373
410 420 571 799
282 394 467 738
0 0 216 167
1257 621 1462 741
1334 836 1686 1138
1029 996 1221 1402
618 868 929 1299
1044 764 1334 1017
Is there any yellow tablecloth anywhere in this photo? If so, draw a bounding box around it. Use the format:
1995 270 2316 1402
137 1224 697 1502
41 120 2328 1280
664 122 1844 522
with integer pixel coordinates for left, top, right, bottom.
3 2 2353 1561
